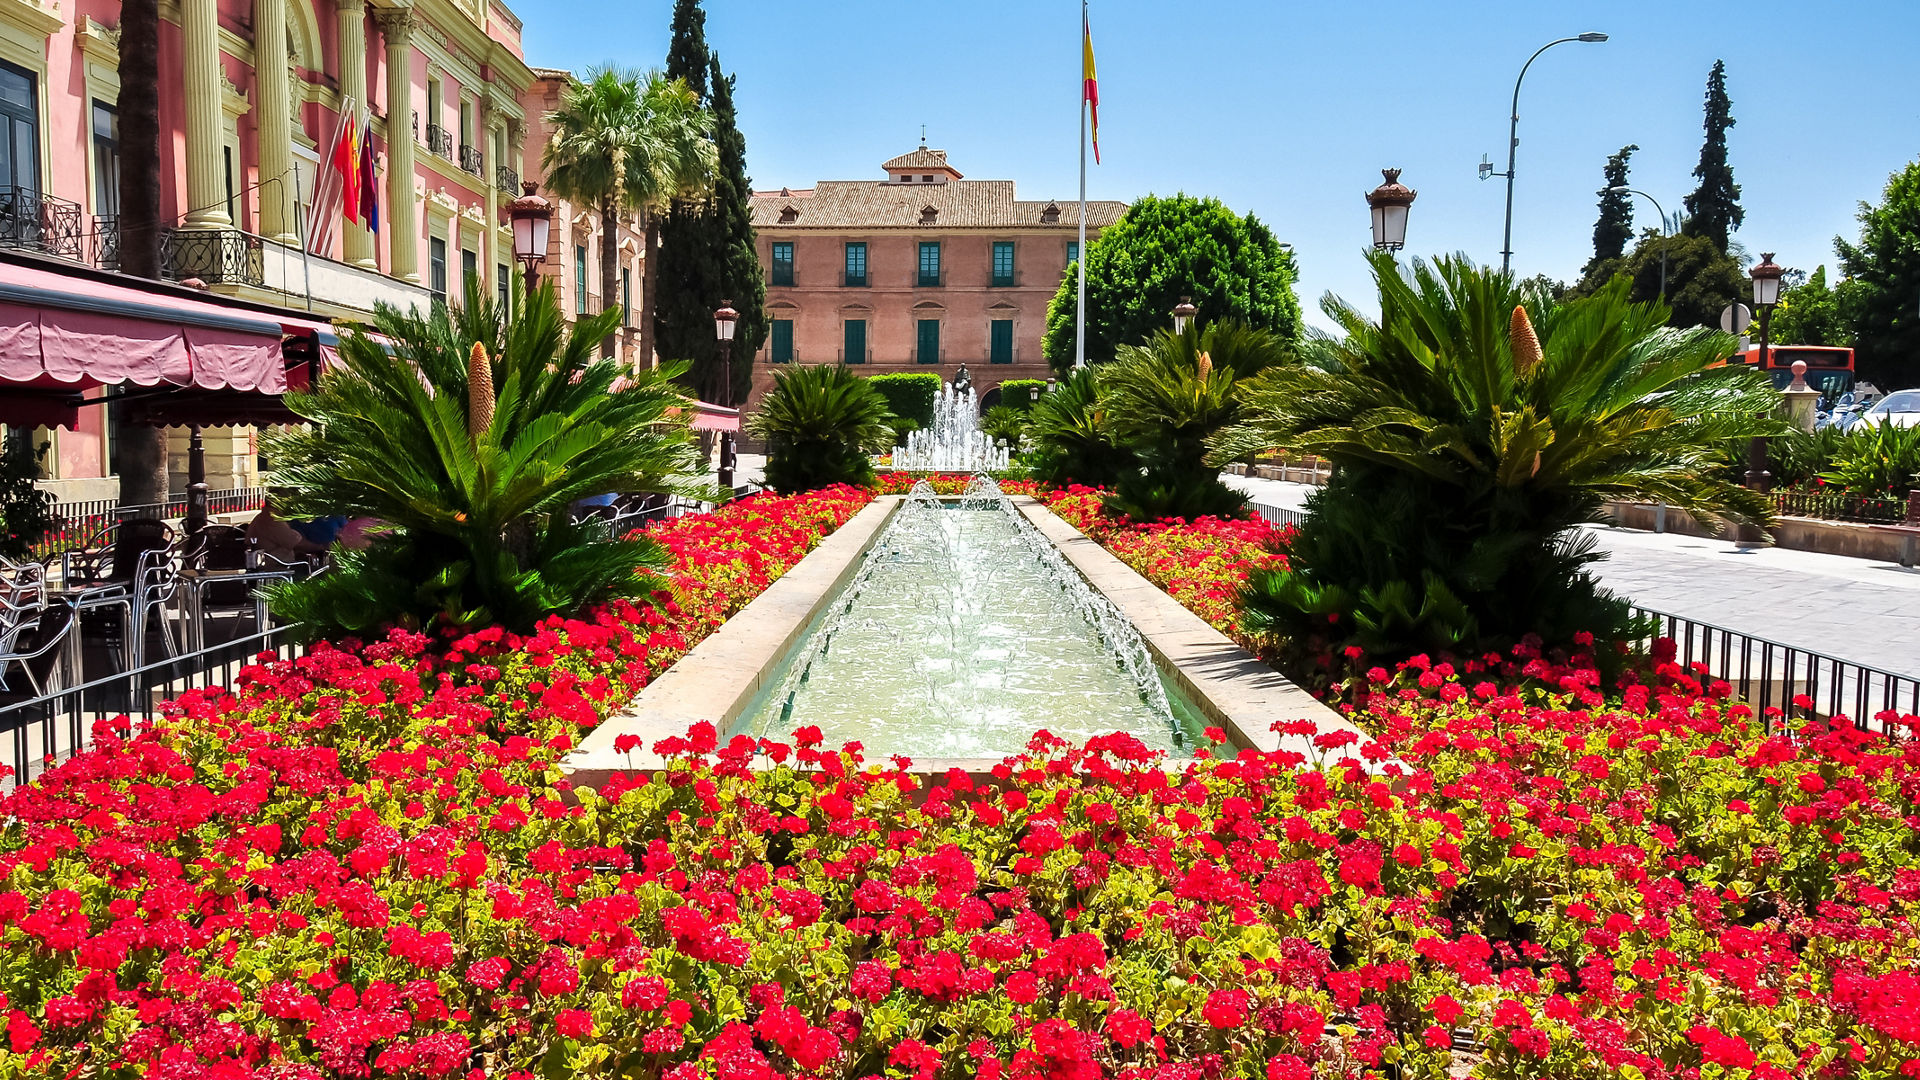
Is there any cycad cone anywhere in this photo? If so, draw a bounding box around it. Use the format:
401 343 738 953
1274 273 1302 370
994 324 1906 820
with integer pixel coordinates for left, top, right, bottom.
468 342 495 441
1195 351 1212 405
1509 306 1543 376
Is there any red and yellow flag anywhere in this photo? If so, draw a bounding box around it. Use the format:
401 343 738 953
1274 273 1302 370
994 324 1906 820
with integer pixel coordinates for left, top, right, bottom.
1082 10 1100 164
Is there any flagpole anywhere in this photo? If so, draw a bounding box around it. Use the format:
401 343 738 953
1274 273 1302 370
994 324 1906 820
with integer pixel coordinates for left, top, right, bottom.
1074 0 1089 372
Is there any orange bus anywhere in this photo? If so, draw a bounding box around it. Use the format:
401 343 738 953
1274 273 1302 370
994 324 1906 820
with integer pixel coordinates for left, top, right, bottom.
1739 344 1855 403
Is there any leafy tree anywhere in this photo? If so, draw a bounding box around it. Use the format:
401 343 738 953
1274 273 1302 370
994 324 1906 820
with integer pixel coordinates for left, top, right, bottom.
1219 252 1782 670
542 68 714 361
749 364 893 494
1585 144 1639 275
1770 265 1851 348
1 436 53 561
1041 194 1300 371
264 279 699 634
1682 60 1743 252
654 54 766 405
1101 321 1288 522
1837 159 1920 387
1573 230 1745 329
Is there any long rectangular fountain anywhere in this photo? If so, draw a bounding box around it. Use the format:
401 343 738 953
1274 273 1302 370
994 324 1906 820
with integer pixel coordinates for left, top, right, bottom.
566 478 1362 783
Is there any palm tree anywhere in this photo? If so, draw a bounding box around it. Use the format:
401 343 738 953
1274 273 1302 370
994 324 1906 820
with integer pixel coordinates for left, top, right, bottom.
1218 251 1784 663
1101 321 1290 520
112 0 168 506
541 68 715 362
1025 366 1130 488
749 363 894 493
263 278 701 634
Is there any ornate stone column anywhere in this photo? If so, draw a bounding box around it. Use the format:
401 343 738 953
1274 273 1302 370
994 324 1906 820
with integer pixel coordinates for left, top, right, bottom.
335 0 374 267
254 0 296 243
180 0 231 228
377 8 418 281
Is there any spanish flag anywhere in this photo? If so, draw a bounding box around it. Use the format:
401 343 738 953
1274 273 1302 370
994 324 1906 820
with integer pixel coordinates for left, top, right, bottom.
1082 10 1100 164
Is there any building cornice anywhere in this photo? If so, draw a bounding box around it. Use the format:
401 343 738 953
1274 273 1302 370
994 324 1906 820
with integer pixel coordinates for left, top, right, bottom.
0 0 64 39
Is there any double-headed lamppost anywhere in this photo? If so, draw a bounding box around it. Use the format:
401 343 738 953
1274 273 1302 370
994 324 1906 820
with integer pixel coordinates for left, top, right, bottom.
714 300 739 494
1745 253 1785 501
508 183 553 296
1171 296 1197 335
1366 168 1416 253
1481 32 1608 274
1608 185 1668 299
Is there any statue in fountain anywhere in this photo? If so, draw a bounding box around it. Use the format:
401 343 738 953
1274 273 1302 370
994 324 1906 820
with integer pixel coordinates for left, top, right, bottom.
952 364 972 395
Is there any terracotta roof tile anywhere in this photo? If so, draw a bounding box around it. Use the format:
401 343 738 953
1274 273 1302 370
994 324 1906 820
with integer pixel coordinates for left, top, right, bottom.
750 181 1126 230
879 147 959 174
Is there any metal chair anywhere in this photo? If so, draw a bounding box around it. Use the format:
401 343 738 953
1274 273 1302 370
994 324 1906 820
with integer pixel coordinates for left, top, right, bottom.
127 547 183 668
0 597 73 699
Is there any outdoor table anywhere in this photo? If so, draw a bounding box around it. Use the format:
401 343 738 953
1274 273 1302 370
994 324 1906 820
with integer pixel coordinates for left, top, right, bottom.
174 565 297 654
47 582 133 675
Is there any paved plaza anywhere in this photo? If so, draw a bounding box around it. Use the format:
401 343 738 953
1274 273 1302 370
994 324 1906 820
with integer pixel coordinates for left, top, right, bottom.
1226 475 1920 678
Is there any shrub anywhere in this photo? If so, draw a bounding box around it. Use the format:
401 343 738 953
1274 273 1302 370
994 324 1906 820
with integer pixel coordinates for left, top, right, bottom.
1820 420 1920 497
1766 424 1847 488
750 363 894 494
996 378 1047 412
865 372 940 430
1100 321 1286 521
264 278 698 634
0 437 52 561
979 404 1028 446
1222 253 1784 670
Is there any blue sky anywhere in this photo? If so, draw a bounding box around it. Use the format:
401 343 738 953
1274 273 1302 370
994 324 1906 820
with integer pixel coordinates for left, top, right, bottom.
517 0 1920 331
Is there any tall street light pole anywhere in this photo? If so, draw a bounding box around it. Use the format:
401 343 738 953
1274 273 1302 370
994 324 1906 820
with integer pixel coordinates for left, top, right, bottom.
1609 185 1668 299
714 301 739 496
1742 253 1785 543
1482 32 1608 275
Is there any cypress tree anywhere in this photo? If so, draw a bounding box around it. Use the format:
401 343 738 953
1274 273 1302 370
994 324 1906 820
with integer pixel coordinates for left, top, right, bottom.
1585 144 1638 274
1682 60 1743 252
663 0 709 99
652 50 766 405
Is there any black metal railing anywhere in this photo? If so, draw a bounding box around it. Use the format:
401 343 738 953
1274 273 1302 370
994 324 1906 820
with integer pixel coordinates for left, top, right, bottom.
425 123 453 159
160 228 266 287
0 185 83 258
2 625 302 790
496 165 519 196
91 212 120 269
459 144 484 176
1632 605 1919 735
36 488 266 559
1771 488 1914 525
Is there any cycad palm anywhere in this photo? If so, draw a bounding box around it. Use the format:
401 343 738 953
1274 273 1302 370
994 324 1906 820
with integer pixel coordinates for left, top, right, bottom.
264 279 701 633
750 363 894 493
542 68 715 361
1219 251 1783 664
1025 366 1130 488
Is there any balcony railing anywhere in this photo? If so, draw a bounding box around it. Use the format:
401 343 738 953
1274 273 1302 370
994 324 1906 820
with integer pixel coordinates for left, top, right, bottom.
160 227 266 288
459 144 484 176
91 213 120 270
496 165 519 196
425 123 453 159
843 272 867 287
915 271 944 288
0 186 83 259
990 270 1023 287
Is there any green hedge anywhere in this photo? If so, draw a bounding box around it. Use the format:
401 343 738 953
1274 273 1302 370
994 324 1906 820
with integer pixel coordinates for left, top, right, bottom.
865 372 940 429
997 379 1047 412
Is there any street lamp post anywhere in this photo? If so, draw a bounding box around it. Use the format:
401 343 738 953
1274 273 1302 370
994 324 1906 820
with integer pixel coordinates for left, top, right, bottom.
1366 168 1417 253
508 183 553 297
1171 296 1197 335
714 300 739 495
1482 32 1608 275
1608 185 1668 299
1742 252 1785 542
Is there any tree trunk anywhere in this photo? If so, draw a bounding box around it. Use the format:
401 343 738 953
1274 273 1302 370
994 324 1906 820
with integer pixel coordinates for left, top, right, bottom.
640 204 660 373
599 198 620 359
114 0 170 506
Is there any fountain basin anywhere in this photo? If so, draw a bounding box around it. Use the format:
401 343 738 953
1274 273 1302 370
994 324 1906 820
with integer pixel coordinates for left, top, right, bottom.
566 493 1361 785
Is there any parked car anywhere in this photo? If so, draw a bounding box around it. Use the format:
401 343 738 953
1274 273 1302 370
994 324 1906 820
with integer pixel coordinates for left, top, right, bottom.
1846 388 1920 430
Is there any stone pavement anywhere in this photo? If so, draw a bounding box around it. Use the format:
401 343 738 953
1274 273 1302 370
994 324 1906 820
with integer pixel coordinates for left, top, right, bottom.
1224 475 1920 678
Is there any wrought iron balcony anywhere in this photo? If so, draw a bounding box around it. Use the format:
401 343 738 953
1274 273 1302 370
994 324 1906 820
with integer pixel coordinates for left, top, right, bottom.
160 227 266 287
92 214 120 270
0 186 83 259
459 144 484 176
425 123 453 159
496 165 519 196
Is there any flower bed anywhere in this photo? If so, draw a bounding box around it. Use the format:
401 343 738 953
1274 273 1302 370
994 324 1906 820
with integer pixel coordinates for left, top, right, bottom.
2 483 1918 1080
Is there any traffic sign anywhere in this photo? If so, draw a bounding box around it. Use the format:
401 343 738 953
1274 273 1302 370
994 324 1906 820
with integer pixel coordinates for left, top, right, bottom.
1719 303 1752 334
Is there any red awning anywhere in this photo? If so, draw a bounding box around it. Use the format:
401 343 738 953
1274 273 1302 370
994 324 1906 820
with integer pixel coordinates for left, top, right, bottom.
688 402 740 433
0 261 291 409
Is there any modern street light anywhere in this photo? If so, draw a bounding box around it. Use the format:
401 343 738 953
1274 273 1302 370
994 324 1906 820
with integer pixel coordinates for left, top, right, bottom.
1171 296 1197 335
1366 168 1417 252
1744 253 1785 524
1608 185 1668 299
1481 31 1608 275
713 300 739 495
507 182 553 296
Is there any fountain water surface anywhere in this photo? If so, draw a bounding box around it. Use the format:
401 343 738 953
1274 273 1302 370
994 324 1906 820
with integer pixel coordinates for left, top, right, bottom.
740 477 1201 759
891 384 1011 473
